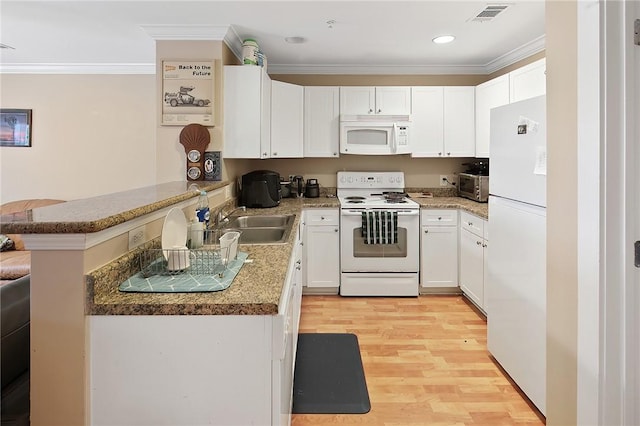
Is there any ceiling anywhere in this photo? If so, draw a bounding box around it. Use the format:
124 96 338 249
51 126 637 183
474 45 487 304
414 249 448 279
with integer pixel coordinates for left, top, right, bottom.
0 1 545 75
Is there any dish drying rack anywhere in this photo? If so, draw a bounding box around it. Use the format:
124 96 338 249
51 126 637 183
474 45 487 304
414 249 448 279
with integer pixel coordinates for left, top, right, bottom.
139 230 240 278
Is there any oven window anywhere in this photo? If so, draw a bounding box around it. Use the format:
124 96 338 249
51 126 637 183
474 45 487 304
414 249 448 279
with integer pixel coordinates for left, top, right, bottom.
352 228 408 257
347 129 388 146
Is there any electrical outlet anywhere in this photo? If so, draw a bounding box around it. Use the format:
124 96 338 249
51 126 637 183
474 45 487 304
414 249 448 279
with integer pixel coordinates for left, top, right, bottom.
128 225 146 250
440 175 448 187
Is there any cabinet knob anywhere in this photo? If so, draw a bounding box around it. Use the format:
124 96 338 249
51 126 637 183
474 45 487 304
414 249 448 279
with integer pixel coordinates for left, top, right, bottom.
296 260 301 265
321 216 325 220
468 222 473 226
377 109 382 113
333 152 338 156
477 241 482 245
368 109 373 113
482 243 487 248
334 228 339 232
424 229 429 233
439 152 442 156
438 217 442 220
296 266 301 271
272 152 278 156
262 152 268 157
447 152 451 156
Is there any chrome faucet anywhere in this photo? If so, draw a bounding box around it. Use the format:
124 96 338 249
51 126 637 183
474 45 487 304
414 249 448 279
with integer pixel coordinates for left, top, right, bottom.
215 206 246 226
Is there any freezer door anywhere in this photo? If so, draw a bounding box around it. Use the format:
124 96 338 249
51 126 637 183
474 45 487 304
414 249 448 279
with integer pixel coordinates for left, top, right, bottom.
489 95 546 207
487 195 546 415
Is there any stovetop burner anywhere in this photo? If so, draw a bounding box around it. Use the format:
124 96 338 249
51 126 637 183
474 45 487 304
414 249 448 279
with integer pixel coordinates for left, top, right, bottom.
345 196 366 200
346 200 364 204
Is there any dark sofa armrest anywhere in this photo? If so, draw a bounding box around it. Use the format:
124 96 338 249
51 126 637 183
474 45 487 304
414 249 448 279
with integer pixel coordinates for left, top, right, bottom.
1 274 30 389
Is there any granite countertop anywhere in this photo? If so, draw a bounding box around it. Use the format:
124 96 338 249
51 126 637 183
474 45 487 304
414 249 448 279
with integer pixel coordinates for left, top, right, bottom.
0 181 229 234
87 197 340 316
411 196 488 219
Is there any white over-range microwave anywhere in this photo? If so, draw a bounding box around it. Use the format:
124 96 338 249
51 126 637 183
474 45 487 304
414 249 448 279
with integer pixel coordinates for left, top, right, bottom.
339 114 411 155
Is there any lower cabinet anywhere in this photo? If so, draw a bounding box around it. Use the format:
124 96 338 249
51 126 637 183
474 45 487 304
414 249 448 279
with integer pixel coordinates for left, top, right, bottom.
459 211 488 313
303 209 340 294
89 228 304 426
420 209 459 290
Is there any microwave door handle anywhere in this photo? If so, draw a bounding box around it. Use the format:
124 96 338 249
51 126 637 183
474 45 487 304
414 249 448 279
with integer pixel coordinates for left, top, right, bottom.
392 123 398 153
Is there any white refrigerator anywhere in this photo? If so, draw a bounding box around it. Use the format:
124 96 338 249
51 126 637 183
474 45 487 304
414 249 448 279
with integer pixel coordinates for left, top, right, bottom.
487 95 546 415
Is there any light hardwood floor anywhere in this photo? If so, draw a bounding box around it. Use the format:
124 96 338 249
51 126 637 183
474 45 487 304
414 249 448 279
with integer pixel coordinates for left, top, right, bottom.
291 295 545 426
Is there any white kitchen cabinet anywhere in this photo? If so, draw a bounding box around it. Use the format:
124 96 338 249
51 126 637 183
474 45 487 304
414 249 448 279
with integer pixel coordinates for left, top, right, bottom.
420 209 459 289
475 74 509 158
509 58 546 103
271 80 304 158
223 65 271 158
303 86 340 157
340 86 411 115
459 211 488 313
411 86 475 157
303 209 340 294
90 223 304 426
475 58 546 158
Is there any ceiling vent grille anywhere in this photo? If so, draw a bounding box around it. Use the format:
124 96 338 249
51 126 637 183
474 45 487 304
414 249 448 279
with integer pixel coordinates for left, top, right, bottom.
470 4 510 22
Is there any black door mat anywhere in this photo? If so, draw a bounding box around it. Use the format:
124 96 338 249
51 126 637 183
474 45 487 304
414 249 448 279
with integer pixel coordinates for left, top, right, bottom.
292 333 371 414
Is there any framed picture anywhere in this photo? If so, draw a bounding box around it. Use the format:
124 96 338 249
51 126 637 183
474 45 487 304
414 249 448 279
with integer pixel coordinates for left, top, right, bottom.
0 109 32 147
161 60 214 126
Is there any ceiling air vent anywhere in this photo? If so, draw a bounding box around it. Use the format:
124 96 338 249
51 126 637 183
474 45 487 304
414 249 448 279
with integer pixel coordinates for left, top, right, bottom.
470 4 510 22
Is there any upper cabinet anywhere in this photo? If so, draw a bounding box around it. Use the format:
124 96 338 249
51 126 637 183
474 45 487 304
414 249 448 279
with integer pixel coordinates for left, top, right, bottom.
271 80 304 158
224 67 303 159
475 75 509 158
223 66 271 159
475 58 546 158
411 86 475 157
304 86 340 158
509 59 547 103
340 86 411 115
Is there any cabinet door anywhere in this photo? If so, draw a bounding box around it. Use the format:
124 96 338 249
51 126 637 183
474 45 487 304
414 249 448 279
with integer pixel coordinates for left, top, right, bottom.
340 87 375 114
509 58 546 103
375 87 411 114
410 86 444 157
460 228 484 309
223 66 263 158
271 80 303 158
305 225 340 289
420 226 458 288
475 74 509 158
443 86 475 157
304 86 340 157
260 70 272 159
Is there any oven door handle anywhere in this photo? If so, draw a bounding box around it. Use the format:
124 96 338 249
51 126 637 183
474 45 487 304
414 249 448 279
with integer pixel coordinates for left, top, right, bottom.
341 209 419 216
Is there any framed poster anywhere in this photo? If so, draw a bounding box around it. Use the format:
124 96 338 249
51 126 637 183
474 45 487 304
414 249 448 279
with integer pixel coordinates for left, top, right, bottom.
0 109 32 147
162 61 214 126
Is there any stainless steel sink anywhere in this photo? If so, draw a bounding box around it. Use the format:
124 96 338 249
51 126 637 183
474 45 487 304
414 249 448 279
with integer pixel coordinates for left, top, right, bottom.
220 214 295 245
226 214 294 229
225 227 288 244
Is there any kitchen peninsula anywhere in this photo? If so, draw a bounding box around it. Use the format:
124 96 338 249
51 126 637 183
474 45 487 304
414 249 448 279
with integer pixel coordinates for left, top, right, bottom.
0 181 330 426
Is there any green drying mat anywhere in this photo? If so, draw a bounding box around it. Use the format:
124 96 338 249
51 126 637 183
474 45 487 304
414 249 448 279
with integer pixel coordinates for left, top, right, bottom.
119 251 249 293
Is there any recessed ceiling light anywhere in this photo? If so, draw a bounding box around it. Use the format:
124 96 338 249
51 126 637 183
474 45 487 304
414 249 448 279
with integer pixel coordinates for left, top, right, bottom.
432 35 455 44
285 36 306 44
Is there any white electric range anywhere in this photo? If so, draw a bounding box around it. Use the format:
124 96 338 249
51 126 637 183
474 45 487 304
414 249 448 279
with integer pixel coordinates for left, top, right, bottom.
337 171 420 296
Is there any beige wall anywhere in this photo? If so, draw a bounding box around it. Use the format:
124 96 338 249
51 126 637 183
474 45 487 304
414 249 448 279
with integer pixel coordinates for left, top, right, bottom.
546 1 578 424
0 74 156 203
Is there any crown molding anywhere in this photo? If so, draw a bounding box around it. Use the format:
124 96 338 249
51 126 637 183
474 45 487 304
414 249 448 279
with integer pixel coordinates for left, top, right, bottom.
0 63 155 74
267 63 489 75
140 24 232 41
484 35 546 73
0 33 545 76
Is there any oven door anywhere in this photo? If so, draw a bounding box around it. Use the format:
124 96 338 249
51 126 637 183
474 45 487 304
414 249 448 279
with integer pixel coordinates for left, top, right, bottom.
340 208 419 272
